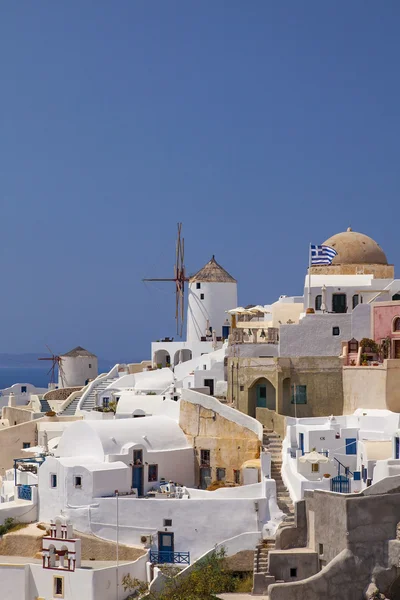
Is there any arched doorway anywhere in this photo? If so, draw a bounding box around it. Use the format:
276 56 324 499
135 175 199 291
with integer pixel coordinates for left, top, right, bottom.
153 350 171 369
174 349 192 366
248 377 276 417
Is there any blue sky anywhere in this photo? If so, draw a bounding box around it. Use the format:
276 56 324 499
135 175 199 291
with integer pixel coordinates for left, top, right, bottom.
1 1 399 361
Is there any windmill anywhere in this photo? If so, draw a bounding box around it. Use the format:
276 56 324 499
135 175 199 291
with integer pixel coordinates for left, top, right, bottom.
143 223 189 337
38 346 67 387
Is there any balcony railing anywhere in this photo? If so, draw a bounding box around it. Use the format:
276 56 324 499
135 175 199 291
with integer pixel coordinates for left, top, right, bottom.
150 551 190 565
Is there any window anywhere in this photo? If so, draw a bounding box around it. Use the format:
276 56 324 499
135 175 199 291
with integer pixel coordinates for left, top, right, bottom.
394 318 400 332
234 470 241 484
200 293 205 300
345 438 357 455
332 327 340 336
133 450 143 465
103 397 110 408
74 476 82 488
50 474 57 488
348 338 359 353
196 282 201 289
54 576 64 597
319 543 324 555
200 449 210 466
22 442 30 449
315 295 322 311
393 294 400 301
203 365 207 370
216 468 226 482
352 294 359 309
164 519 172 527
89 363 92 368
148 464 158 482
291 385 307 404
290 568 297 578
240 385 244 392
21 386 27 393
311 464 319 473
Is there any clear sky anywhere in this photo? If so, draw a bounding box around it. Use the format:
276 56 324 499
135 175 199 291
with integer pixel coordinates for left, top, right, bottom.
1 1 399 362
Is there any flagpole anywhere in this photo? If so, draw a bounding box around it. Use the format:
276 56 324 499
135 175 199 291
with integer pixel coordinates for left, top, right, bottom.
308 243 312 309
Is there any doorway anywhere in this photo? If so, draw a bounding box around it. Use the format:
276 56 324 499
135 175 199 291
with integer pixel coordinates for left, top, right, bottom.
132 466 144 497
200 467 211 489
394 340 400 359
256 384 267 408
204 379 214 396
158 532 174 563
332 293 347 313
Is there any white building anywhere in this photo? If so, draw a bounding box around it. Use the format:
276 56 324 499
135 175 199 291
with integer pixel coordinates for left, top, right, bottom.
0 383 48 410
0 514 148 600
281 409 400 501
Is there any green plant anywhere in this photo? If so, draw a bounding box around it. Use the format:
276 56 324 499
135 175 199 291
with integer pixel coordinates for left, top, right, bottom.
360 338 379 353
0 518 26 536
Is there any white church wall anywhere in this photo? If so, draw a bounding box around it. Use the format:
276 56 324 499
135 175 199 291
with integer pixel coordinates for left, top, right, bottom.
73 494 269 562
0 565 26 600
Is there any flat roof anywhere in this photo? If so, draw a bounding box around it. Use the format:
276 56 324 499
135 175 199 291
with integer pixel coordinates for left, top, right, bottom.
0 556 137 570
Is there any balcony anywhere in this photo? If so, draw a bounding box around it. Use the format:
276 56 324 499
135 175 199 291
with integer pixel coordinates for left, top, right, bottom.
150 551 190 565
231 327 279 345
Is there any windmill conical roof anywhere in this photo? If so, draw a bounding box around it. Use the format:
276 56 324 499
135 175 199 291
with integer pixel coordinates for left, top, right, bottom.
61 346 97 358
189 256 236 283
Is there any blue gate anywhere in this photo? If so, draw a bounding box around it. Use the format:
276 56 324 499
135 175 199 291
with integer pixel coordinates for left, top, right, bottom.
18 485 32 501
331 475 350 493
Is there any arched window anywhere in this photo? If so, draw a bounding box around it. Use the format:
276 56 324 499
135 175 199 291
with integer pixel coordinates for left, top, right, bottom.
352 294 359 309
394 318 400 332
315 295 322 311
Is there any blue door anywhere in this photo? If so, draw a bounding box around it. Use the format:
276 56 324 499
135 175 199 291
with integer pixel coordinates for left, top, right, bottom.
132 466 143 497
299 433 304 456
158 532 174 563
345 438 357 455
256 385 267 408
396 437 400 459
331 474 350 493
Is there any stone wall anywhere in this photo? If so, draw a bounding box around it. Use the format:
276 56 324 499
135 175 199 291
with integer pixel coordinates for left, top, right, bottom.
179 399 261 486
43 387 82 401
256 408 287 439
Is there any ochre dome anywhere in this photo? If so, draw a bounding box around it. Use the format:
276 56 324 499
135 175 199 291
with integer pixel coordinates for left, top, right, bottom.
323 228 388 265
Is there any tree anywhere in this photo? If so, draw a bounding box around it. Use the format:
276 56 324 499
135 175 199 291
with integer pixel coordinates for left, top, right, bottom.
123 549 237 600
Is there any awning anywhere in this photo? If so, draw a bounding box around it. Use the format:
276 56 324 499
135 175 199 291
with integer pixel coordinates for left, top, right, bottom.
299 451 329 464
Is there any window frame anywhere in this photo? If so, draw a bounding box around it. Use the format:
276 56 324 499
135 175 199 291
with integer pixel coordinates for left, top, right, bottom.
291 384 307 404
50 474 57 489
200 449 211 467
196 282 201 289
352 294 359 309
148 464 158 482
54 575 64 598
21 386 27 394
216 467 226 482
332 326 340 336
311 463 319 473
74 475 82 488
393 317 400 332
315 295 322 311
200 293 205 300
234 469 241 484
22 442 31 449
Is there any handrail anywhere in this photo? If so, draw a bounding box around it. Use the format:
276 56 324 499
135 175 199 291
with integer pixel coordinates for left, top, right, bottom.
334 457 353 476
150 551 190 565
76 364 120 412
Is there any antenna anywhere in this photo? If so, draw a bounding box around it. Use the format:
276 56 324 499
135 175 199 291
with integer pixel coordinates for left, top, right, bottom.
143 223 189 337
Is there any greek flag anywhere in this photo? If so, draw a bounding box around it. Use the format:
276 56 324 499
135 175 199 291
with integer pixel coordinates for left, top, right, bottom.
311 244 337 265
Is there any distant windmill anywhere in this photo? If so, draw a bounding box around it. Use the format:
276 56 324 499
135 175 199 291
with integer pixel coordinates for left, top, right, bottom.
38 346 67 387
143 223 189 337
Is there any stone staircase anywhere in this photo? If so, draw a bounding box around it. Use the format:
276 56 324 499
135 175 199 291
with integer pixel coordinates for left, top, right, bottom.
60 395 82 416
79 377 118 411
39 398 51 413
264 428 295 528
252 428 295 594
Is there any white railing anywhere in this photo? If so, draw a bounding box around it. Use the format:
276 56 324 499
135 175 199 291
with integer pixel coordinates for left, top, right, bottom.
76 364 120 413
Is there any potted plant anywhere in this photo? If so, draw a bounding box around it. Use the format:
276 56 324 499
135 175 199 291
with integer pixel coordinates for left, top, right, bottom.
360 338 379 354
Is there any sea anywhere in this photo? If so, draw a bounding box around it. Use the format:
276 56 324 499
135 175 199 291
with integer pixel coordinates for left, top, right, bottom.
0 368 52 390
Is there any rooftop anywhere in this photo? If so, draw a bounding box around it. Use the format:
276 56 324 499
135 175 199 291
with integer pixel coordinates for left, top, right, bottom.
323 228 388 266
61 346 97 358
190 256 236 283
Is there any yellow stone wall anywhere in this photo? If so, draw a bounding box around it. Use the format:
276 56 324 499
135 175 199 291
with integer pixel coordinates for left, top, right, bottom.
309 263 394 278
179 399 261 486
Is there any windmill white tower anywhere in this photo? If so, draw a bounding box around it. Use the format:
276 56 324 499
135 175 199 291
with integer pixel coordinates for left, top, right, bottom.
187 256 237 343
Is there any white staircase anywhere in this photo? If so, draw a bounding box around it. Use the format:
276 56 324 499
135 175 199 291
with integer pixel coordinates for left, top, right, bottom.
78 376 118 412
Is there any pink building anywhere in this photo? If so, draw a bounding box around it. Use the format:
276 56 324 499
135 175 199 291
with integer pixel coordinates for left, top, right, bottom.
372 301 400 359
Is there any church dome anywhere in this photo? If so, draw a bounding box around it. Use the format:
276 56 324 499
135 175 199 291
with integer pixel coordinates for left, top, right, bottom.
323 228 388 265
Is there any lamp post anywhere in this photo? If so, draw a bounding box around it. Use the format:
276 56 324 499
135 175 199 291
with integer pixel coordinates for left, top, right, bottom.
115 490 119 599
